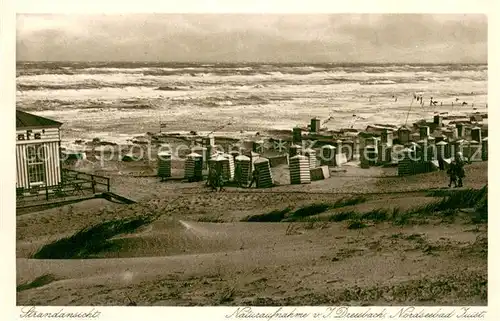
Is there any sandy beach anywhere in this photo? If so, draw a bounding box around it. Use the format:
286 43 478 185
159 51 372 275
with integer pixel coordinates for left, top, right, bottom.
16 154 488 305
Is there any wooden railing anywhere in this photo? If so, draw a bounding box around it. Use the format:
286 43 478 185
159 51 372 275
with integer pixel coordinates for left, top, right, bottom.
62 168 110 193
16 169 110 207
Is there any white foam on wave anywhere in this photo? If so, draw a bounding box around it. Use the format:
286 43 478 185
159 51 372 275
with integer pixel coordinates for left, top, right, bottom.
16 66 487 98
365 80 397 85
17 64 488 143
18 86 183 101
18 73 145 85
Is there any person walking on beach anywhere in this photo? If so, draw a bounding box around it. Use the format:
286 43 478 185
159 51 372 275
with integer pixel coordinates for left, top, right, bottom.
208 168 218 191
218 170 225 191
248 167 259 188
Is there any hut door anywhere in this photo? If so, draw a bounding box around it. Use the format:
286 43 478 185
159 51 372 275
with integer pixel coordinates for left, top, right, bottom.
194 158 203 174
26 144 47 186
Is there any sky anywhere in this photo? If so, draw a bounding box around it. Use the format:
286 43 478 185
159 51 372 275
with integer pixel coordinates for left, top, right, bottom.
16 14 487 63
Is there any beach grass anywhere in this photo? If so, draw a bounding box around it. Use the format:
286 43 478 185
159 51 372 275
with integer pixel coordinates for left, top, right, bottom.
240 186 487 226
283 203 331 222
197 216 226 223
328 210 357 222
241 208 292 222
17 274 57 292
332 196 367 208
32 216 154 259
347 220 367 230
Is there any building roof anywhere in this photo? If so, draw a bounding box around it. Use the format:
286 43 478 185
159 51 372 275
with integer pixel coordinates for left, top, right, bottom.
235 155 250 161
253 157 269 164
186 152 202 158
211 155 227 162
16 110 62 129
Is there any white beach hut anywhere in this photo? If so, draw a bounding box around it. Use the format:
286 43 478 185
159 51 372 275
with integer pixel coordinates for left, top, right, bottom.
398 148 413 176
253 157 273 188
471 127 482 143
191 146 208 169
466 140 481 162
235 155 251 186
289 155 311 184
184 152 203 181
208 154 232 181
222 153 235 180
481 137 488 161
435 141 448 160
304 148 317 169
320 145 336 166
157 151 172 180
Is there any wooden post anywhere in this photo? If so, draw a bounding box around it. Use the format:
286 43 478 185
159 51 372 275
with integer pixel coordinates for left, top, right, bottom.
45 184 49 201
404 99 414 126
91 174 96 194
107 178 110 192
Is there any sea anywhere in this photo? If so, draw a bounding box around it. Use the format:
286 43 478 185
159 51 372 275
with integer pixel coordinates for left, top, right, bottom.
16 62 488 147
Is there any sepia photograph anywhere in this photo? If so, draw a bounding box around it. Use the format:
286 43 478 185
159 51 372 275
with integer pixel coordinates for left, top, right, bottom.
14 12 488 307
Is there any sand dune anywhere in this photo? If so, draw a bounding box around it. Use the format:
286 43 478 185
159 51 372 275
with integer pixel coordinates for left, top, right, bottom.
16 161 487 306
17 220 487 305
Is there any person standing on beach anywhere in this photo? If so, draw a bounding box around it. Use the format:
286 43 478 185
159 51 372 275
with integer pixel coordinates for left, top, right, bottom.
216 166 225 191
206 166 212 185
208 167 218 191
248 167 259 188
234 162 242 187
455 152 466 187
447 160 458 188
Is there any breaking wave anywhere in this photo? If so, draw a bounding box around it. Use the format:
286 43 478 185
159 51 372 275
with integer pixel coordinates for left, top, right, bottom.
16 61 488 145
